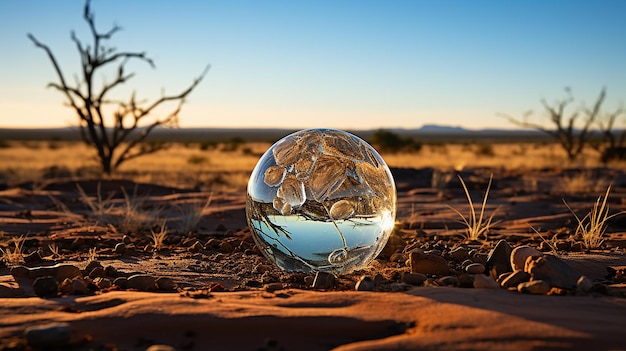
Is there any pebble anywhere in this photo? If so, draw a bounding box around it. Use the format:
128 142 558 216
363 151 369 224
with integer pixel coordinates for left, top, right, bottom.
526 254 582 290
390 282 412 292
25 322 72 348
189 241 203 253
437 276 459 287
486 239 513 278
576 275 593 293
114 243 127 255
33 276 59 297
122 235 132 245
518 280 551 294
85 260 103 273
93 277 112 289
89 267 105 278
156 277 177 291
11 263 82 282
146 345 177 351
473 274 500 289
401 272 427 286
448 246 470 262
466 263 486 274
0 283 25 298
409 251 450 275
127 274 158 291
311 272 335 289
500 270 530 289
355 276 376 291
461 259 474 270
510 245 543 271
113 277 128 289
264 282 284 292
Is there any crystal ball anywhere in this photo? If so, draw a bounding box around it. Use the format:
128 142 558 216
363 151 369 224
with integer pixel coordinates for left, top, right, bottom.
246 128 396 274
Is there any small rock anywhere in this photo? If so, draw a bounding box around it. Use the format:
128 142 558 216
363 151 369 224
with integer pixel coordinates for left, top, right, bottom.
0 283 26 297
510 245 543 271
122 235 132 245
218 241 234 253
33 276 59 297
390 282 412 292
448 246 470 262
461 259 474 270
437 276 459 287
127 274 158 291
303 276 314 286
104 265 118 277
312 272 335 289
85 260 103 273
380 233 406 258
486 239 513 278
70 277 89 295
253 264 272 274
577 275 593 293
146 345 177 351
89 267 105 278
93 277 112 289
518 280 551 294
264 282 284 292
204 238 220 250
473 274 500 289
156 277 177 291
23 250 44 264
114 243 126 255
189 241 204 253
500 270 530 289
355 276 376 291
389 252 405 263
113 277 128 289
409 251 450 275
24 322 72 348
526 254 582 290
373 273 386 286
466 263 485 274
401 272 427 286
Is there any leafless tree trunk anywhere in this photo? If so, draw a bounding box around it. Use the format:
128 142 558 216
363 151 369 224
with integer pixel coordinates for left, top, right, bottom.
499 88 604 162
596 103 626 163
28 0 209 174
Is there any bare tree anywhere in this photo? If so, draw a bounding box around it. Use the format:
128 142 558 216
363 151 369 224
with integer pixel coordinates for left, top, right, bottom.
28 0 209 174
596 103 626 163
499 88 605 162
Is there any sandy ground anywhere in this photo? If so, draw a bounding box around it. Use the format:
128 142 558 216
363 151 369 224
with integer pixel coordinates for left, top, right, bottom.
1 166 626 350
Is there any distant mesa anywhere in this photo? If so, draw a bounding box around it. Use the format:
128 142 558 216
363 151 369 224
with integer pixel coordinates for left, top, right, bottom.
418 124 468 133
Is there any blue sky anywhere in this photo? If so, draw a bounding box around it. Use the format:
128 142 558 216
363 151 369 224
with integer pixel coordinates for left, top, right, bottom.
1 0 625 130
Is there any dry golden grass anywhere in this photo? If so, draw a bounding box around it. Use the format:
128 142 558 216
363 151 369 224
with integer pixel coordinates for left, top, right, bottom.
0 140 623 191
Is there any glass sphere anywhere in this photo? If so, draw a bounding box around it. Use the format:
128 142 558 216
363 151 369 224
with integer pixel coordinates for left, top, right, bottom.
246 128 396 274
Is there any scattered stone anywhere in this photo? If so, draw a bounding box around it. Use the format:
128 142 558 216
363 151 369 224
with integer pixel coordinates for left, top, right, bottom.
204 238 220 250
33 276 59 298
122 235 132 245
510 245 543 271
189 241 203 253
156 277 177 291
104 265 118 277
526 254 582 290
264 282 284 292
113 277 128 289
576 275 593 293
437 276 459 287
218 241 234 253
11 263 82 282
23 250 44 264
24 322 72 349
390 282 412 292
253 264 272 274
373 273 386 286
473 274 500 289
500 270 530 289
311 272 335 289
457 273 474 288
461 259 474 270
355 276 376 291
448 246 470 262
486 239 513 278
380 233 406 258
89 267 105 278
93 277 112 290
409 251 450 275
127 274 158 291
85 260 103 273
466 263 485 274
518 280 551 294
401 272 427 286
303 276 314 286
114 243 127 255
69 277 89 295
0 283 25 298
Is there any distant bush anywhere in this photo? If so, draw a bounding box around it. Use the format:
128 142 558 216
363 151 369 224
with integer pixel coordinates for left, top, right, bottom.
0 139 10 148
187 154 208 165
370 129 422 153
475 143 495 157
199 141 218 151
222 137 245 152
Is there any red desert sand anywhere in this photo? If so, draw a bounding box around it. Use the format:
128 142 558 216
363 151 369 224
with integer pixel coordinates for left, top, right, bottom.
1 167 626 350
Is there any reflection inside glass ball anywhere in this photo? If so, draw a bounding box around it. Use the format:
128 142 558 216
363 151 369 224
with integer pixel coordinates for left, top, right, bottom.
246 128 396 274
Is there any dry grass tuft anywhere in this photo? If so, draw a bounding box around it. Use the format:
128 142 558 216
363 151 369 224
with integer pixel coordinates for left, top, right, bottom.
449 174 499 241
178 194 213 233
564 185 625 249
149 221 169 251
0 235 26 265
